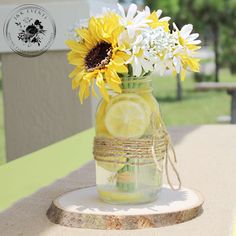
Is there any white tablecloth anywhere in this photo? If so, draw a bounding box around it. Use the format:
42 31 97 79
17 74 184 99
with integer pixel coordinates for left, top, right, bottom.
0 125 236 236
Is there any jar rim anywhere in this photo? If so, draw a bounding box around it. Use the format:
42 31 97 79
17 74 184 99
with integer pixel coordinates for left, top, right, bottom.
121 76 152 84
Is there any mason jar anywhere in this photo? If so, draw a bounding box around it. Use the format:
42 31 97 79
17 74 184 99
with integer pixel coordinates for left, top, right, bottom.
93 76 166 204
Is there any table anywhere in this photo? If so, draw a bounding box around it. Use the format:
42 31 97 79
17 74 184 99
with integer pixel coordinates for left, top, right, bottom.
0 125 236 236
0 128 95 212
196 82 236 123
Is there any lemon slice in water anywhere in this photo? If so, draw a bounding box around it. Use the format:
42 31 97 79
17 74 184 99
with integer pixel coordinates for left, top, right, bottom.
106 93 151 118
95 100 111 137
98 189 143 203
105 100 149 138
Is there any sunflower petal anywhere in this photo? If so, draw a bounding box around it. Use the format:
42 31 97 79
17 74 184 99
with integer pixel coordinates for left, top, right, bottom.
107 78 122 93
99 86 109 102
105 70 121 83
96 73 109 101
115 51 130 61
91 79 98 98
66 40 81 52
72 70 84 89
112 63 128 73
76 28 96 47
79 79 90 104
69 67 82 78
67 51 85 66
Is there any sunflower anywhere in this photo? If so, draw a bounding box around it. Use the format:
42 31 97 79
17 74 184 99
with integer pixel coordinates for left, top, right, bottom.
66 12 129 103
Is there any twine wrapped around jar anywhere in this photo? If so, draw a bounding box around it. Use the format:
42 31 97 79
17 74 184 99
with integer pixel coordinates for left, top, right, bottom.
93 113 181 191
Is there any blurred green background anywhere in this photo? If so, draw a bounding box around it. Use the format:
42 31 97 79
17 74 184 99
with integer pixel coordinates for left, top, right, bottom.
1 0 236 165
120 0 236 124
152 69 232 126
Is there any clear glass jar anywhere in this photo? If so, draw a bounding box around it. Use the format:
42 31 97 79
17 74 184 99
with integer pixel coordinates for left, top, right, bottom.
94 77 164 204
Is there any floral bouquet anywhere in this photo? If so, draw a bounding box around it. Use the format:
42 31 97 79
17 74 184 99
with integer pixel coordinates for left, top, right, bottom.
66 3 201 204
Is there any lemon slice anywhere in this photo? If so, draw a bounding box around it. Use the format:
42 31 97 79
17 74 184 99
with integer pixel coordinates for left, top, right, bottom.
97 156 126 172
105 100 148 138
98 189 143 203
106 93 151 118
95 100 111 137
141 93 160 115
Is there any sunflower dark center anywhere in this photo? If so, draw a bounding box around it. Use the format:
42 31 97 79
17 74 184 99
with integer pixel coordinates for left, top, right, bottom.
85 42 112 72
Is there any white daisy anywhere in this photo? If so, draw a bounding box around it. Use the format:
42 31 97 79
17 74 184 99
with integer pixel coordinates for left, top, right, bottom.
117 3 150 38
125 34 154 77
144 6 171 23
173 23 201 47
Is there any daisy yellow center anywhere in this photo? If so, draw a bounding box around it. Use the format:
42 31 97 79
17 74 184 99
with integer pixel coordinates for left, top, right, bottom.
127 20 133 25
85 42 112 72
135 48 143 57
178 33 186 46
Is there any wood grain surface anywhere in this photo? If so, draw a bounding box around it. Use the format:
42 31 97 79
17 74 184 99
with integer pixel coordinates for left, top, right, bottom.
47 186 204 230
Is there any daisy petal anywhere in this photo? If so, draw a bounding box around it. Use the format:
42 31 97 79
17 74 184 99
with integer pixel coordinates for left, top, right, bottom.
127 26 136 38
133 57 142 76
156 9 162 18
188 33 199 41
135 34 143 44
127 4 138 20
173 57 181 73
159 17 171 22
144 6 150 15
117 3 125 18
190 40 201 45
181 24 193 39
173 22 179 31
133 11 148 24
173 47 184 54
140 58 153 72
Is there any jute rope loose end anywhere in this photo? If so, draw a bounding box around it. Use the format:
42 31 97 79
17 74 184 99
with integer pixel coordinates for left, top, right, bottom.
151 113 182 191
165 141 182 190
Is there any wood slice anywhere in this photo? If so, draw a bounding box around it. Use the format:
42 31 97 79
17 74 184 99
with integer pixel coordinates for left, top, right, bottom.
47 185 204 230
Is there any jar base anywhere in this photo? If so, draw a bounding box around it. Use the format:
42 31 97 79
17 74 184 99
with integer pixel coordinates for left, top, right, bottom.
97 186 161 205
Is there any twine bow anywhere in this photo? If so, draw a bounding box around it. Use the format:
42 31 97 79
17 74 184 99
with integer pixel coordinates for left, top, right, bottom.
151 113 182 190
